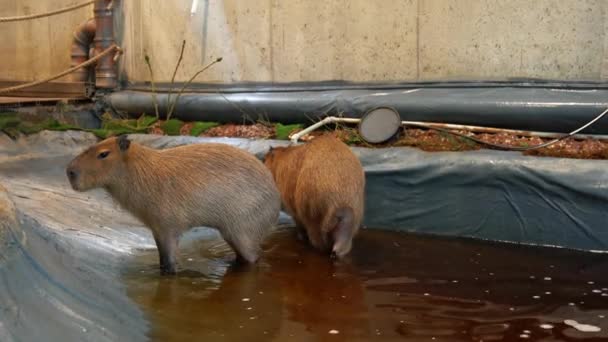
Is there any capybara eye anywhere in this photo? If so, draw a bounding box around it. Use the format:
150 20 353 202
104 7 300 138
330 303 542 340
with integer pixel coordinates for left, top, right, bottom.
97 151 110 159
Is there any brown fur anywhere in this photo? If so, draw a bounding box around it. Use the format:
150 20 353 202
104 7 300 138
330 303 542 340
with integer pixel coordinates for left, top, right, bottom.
264 135 365 258
66 135 281 274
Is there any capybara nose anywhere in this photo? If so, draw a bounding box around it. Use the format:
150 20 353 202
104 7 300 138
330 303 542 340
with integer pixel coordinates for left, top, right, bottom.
66 168 78 182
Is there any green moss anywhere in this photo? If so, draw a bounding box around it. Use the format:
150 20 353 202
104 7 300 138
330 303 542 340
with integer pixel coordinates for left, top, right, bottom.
80 115 157 139
275 123 302 140
0 114 83 138
17 121 45 135
345 131 363 145
88 129 110 139
0 113 20 131
101 119 141 132
136 115 158 128
46 119 80 132
89 128 136 139
101 119 131 130
461 137 478 149
190 121 219 136
100 115 157 135
161 119 184 136
0 112 161 140
22 119 76 135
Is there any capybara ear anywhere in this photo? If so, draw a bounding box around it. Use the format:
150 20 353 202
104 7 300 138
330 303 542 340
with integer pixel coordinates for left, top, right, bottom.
117 134 131 152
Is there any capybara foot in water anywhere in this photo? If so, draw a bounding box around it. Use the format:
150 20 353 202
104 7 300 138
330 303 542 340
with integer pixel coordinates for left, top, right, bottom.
264 135 365 258
66 135 281 275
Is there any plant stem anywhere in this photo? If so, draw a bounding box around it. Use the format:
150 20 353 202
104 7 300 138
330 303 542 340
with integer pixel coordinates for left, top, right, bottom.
144 55 160 120
167 40 186 119
166 57 223 121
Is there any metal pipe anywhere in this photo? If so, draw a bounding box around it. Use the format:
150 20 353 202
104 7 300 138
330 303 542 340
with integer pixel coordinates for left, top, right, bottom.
106 88 608 134
69 18 96 82
93 0 117 89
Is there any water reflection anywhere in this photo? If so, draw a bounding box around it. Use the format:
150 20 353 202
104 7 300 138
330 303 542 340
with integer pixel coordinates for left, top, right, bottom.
125 228 608 341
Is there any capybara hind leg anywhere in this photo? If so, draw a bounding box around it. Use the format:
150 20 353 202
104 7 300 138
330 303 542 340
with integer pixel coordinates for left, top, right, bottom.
294 220 308 242
152 230 179 275
305 225 329 253
330 208 356 259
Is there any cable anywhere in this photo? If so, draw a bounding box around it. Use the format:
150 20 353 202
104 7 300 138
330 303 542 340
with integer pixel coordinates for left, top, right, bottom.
0 44 121 95
407 107 608 151
0 0 94 23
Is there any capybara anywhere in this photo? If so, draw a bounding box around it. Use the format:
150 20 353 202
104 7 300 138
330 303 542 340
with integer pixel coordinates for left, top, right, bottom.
66 135 281 275
263 135 365 258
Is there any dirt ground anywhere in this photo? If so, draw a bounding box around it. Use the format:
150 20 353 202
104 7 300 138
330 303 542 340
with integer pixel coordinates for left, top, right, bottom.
169 122 608 160
4 109 608 160
394 128 608 160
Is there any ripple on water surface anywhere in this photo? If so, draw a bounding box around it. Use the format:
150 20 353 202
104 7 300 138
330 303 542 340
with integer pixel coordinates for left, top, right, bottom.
124 228 608 341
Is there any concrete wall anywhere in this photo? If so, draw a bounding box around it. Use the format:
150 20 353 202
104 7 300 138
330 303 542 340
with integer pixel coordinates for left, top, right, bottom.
1 0 607 83
0 0 93 82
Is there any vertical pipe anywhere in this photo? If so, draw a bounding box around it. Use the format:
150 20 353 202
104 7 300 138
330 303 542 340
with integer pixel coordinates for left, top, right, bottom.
69 18 96 82
94 0 117 89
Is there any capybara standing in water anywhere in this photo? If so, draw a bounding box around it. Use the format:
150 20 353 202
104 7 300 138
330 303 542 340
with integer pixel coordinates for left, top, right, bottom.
263 135 365 258
66 135 281 275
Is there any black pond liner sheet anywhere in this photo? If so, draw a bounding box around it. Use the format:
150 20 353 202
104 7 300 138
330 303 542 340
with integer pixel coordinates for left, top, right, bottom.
0 131 149 342
1 131 608 340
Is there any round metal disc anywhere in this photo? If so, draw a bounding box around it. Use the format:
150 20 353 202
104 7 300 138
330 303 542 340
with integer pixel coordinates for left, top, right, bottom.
358 107 402 144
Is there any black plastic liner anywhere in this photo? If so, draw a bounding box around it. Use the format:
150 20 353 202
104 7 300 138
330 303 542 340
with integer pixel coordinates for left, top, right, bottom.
357 147 608 251
108 85 608 134
0 131 150 342
130 134 608 252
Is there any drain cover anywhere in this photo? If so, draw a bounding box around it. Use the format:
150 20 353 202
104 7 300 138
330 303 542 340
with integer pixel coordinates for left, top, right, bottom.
358 107 402 143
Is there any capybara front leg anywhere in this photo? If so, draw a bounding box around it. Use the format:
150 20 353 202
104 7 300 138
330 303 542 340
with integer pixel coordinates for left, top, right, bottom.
224 233 260 264
152 230 179 275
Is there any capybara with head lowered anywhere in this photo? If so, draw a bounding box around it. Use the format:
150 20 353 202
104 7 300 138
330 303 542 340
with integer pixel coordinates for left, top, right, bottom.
66 135 281 275
263 135 365 258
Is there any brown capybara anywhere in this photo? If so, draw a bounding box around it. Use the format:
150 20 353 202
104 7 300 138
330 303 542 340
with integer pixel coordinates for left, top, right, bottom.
66 135 281 275
263 135 365 258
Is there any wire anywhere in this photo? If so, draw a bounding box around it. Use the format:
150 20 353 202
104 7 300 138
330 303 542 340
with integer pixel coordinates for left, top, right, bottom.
0 0 94 23
0 45 121 94
408 108 608 151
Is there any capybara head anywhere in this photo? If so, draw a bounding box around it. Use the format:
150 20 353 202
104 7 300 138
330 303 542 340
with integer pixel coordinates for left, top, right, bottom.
66 135 131 191
263 146 289 173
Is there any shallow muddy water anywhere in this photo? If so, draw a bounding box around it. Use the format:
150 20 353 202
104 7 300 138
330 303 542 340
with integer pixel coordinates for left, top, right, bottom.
124 228 608 341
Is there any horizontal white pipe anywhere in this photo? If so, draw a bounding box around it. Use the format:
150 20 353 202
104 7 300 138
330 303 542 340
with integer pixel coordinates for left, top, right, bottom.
289 116 608 144
290 117 359 143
